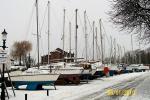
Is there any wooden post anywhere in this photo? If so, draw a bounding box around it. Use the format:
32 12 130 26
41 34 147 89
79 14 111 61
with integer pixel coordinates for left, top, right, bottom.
25 94 27 100
47 90 49 96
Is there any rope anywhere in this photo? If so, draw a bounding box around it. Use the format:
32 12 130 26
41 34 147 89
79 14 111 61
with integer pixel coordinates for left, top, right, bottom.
39 5 48 36
25 3 36 40
39 5 48 56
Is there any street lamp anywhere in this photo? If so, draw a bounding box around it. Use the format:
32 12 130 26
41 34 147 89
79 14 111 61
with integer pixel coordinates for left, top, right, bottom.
1 29 7 50
1 29 8 100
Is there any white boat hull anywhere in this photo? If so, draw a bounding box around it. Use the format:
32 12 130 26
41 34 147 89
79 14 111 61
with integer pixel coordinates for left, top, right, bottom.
11 74 59 82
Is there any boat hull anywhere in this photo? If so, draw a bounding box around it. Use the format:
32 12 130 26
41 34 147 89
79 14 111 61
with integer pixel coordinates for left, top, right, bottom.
90 69 97 75
11 74 59 90
41 69 83 85
52 69 84 75
55 74 81 85
13 81 55 90
11 74 59 82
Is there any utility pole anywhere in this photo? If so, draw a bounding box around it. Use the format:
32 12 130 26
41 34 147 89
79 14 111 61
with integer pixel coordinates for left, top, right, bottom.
84 11 88 61
75 9 78 63
47 1 50 64
63 9 66 57
36 0 40 69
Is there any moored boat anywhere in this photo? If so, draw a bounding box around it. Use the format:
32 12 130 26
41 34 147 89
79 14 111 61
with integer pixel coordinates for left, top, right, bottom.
39 62 84 84
10 68 60 90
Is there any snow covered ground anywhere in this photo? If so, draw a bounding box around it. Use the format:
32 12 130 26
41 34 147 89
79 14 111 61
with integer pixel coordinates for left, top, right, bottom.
7 71 149 100
129 72 150 100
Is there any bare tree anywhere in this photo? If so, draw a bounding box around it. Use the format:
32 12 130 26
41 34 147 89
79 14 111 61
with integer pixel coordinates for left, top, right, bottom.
109 0 150 43
11 41 32 65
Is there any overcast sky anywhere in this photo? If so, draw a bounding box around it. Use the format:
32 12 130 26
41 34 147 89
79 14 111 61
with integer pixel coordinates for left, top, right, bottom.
0 0 142 61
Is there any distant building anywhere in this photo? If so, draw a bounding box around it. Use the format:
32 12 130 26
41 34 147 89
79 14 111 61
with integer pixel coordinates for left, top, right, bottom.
41 48 74 64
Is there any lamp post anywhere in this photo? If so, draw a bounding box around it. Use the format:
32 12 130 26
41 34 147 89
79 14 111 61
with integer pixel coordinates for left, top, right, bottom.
1 29 8 100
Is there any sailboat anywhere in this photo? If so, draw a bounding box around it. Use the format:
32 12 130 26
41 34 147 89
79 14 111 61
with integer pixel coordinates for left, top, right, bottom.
89 19 105 77
39 9 85 84
10 0 60 90
79 11 97 78
40 62 84 84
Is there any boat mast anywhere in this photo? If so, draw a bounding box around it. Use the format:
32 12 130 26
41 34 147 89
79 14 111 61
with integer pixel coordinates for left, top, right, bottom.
69 22 72 58
36 0 40 68
75 9 78 63
131 34 134 64
63 9 66 57
139 41 141 64
95 27 98 60
109 36 113 64
99 19 103 64
123 46 126 63
117 44 120 63
120 45 123 63
114 38 116 64
92 21 95 61
84 11 88 62
47 1 50 64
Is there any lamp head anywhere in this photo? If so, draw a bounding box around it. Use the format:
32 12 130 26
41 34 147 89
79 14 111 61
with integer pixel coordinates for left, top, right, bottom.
1 29 8 41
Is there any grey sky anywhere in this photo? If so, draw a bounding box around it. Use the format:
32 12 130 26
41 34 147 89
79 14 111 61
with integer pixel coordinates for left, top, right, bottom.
0 0 141 60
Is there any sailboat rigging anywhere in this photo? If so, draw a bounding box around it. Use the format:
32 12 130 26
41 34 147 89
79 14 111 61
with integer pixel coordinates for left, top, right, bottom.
10 0 60 90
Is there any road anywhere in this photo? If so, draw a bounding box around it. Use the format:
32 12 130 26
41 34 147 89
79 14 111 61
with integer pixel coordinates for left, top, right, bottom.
77 73 149 100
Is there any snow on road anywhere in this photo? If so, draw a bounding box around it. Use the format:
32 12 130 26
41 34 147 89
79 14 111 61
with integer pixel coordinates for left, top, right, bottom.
90 72 150 100
8 71 149 100
129 72 150 100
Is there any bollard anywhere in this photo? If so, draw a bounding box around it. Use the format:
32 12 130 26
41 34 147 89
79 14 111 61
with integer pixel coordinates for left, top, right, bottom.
25 94 27 100
47 90 49 96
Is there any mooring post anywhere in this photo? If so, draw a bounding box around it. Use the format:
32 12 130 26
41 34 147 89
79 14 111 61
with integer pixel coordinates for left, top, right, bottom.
87 75 88 83
25 94 27 100
47 90 49 96
54 84 56 90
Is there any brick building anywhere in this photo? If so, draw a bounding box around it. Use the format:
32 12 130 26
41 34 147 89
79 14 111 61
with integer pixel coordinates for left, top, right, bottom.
41 48 74 64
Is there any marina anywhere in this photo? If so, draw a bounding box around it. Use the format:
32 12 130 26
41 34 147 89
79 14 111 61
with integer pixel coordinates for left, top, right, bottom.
0 0 150 100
